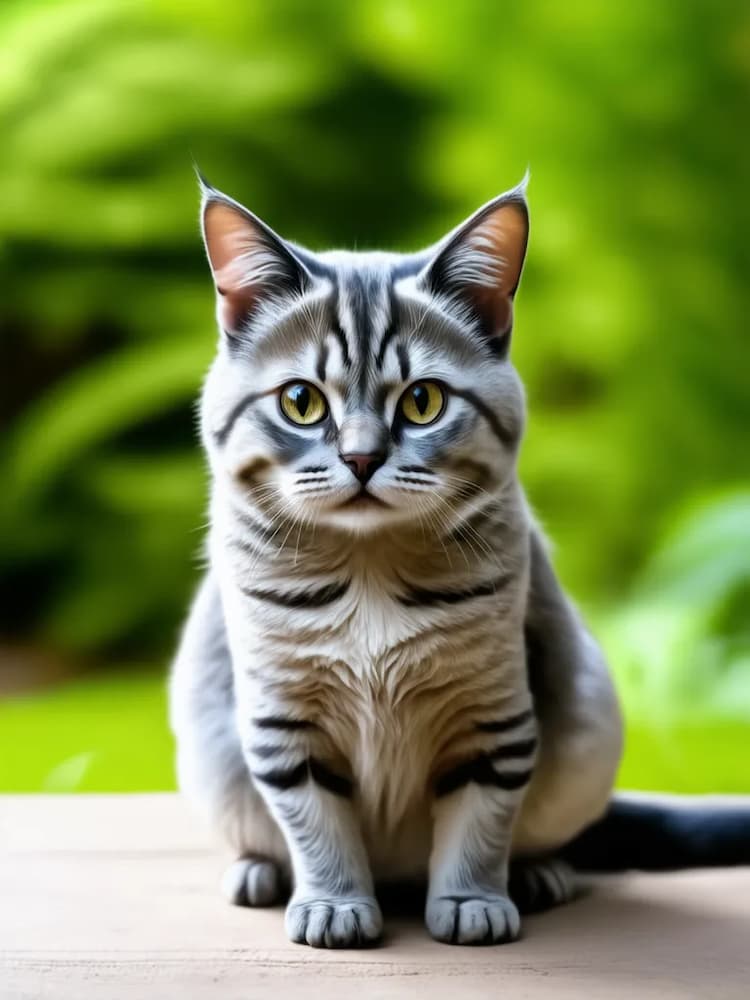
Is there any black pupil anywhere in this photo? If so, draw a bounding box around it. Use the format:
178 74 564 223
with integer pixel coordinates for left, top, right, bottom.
290 385 310 416
412 384 430 415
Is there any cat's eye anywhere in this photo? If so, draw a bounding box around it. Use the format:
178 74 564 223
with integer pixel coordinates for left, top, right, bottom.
399 381 445 426
279 382 328 426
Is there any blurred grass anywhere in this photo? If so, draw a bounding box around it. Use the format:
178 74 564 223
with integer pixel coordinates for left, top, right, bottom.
1 667 747 793
1 0 748 792
619 721 750 794
0 669 174 792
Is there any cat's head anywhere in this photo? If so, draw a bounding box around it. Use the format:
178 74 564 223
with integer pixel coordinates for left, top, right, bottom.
199 176 529 535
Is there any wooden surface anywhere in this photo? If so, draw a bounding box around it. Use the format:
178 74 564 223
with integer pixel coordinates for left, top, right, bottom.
1 794 749 999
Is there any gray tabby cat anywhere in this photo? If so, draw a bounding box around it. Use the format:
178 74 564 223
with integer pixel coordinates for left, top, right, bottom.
170 178 748 949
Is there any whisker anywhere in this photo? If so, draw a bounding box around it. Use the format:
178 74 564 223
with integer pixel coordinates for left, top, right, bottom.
430 492 500 568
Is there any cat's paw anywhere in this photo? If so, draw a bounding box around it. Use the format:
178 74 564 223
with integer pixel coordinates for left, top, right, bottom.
220 857 282 907
285 894 383 948
509 858 580 914
426 893 520 945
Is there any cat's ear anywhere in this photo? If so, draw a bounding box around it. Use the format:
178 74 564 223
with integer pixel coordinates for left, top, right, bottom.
420 178 529 352
199 177 310 337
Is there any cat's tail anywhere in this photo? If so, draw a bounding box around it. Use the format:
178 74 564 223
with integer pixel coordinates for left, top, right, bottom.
559 794 750 871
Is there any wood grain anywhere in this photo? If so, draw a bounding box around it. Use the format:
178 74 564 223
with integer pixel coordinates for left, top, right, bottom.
1 794 748 999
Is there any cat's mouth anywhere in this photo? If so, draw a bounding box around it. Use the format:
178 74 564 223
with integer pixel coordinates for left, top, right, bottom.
340 488 390 510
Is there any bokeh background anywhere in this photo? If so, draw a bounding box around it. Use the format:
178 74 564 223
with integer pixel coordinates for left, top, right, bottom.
1 0 748 793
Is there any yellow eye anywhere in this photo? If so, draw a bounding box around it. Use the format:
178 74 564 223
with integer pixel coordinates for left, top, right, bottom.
279 383 328 425
400 381 445 425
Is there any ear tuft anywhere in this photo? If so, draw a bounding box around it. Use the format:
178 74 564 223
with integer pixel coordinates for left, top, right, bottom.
199 184 308 337
194 165 217 198
422 180 530 350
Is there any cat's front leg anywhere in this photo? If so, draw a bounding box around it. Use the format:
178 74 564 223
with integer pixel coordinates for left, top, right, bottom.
426 701 537 945
240 706 382 949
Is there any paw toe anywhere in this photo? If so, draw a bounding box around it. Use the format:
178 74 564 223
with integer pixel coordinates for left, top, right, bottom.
426 894 520 945
221 857 281 907
286 895 382 949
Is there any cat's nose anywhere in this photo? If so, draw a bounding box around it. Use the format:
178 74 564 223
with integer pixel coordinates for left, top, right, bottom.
339 452 386 484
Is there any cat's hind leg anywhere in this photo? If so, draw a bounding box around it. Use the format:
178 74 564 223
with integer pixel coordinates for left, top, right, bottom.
169 573 289 906
221 856 285 907
508 858 580 914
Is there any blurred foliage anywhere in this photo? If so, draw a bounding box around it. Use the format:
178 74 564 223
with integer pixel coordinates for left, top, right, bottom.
1 667 748 793
0 668 174 791
0 0 748 789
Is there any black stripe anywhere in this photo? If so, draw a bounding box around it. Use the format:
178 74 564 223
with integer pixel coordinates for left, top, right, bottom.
397 572 513 607
435 755 533 798
252 756 353 798
309 759 354 798
257 414 315 462
395 476 433 486
416 413 471 455
252 760 308 791
328 293 352 371
214 392 265 445
489 769 533 790
316 339 329 382
375 322 398 370
489 737 537 760
398 465 433 475
252 716 316 731
249 743 287 760
348 271 371 397
242 579 350 609
332 319 352 368
476 708 534 734
231 508 278 542
375 285 400 369
396 341 410 381
450 387 517 447
299 465 328 474
450 903 460 944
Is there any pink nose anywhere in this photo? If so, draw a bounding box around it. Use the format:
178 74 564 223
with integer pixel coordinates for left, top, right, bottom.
340 452 386 484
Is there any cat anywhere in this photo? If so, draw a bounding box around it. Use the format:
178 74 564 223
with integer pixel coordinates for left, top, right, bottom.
170 176 749 949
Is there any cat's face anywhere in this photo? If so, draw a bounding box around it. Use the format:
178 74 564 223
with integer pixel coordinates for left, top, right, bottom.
200 181 529 536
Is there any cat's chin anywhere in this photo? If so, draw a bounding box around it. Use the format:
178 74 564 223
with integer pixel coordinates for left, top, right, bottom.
317 508 398 535
315 498 412 535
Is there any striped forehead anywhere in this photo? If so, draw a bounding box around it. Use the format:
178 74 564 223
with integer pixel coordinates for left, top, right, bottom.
327 257 391 396
246 250 485 400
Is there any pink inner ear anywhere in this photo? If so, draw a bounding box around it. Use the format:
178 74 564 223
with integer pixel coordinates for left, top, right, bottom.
468 201 528 299
204 202 258 288
473 290 513 338
203 201 265 333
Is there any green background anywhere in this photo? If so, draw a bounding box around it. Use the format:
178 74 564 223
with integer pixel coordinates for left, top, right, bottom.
1 0 748 791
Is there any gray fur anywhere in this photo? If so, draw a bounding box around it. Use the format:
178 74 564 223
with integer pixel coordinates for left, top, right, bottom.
170 179 622 948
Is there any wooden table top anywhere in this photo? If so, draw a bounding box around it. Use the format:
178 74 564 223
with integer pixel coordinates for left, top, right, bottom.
1 794 748 999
